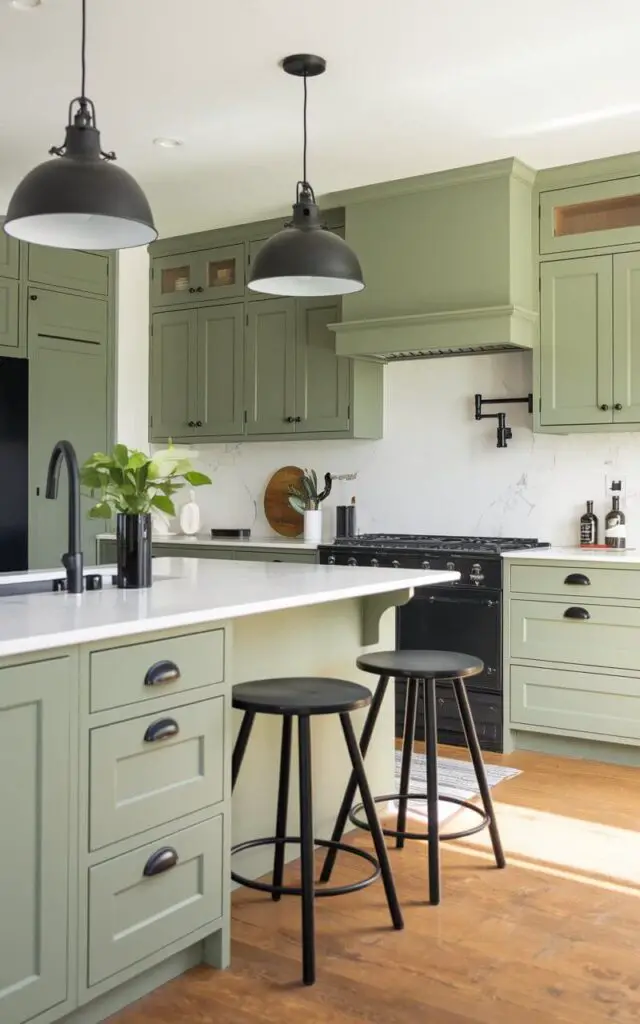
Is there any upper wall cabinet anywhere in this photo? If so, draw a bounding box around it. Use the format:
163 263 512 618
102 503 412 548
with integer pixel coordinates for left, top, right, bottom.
151 245 245 307
0 220 19 279
27 245 109 295
539 251 640 429
540 176 640 254
0 277 19 351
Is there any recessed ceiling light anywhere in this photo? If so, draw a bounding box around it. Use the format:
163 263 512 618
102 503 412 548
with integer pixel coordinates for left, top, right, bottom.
10 0 43 9
153 137 184 149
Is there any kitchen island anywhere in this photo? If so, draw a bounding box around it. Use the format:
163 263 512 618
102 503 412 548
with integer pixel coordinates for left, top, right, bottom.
0 556 457 1024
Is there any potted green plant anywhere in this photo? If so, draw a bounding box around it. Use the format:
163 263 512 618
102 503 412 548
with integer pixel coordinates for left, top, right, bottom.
81 444 211 589
288 470 332 542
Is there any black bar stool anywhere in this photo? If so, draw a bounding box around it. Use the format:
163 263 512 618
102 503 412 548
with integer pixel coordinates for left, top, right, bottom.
320 651 506 905
231 676 404 986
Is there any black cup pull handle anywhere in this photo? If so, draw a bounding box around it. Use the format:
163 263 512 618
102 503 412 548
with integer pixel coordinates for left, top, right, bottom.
564 573 591 586
144 717 179 742
563 606 590 620
144 659 181 687
143 847 179 877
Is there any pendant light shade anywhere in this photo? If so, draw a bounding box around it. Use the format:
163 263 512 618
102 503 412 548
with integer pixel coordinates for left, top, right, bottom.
4 1 156 250
248 54 363 298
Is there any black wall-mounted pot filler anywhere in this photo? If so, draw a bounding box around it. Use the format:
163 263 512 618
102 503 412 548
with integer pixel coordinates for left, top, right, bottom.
474 393 533 448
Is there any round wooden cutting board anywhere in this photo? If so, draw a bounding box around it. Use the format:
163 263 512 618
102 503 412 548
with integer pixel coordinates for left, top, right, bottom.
264 465 304 537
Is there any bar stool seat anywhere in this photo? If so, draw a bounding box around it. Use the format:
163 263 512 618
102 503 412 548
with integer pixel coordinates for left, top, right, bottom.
231 676 403 986
320 650 506 905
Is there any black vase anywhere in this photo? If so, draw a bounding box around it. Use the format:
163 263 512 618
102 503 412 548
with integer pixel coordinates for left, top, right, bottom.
116 513 152 589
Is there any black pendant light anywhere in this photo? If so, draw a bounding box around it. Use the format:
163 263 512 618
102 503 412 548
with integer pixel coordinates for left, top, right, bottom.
4 0 156 250
248 54 364 297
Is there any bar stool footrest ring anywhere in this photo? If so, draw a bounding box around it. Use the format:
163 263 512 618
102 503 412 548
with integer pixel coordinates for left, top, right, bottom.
348 792 490 842
231 835 381 896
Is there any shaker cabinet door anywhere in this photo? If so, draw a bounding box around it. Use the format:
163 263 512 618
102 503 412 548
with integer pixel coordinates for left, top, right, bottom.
540 256 613 427
0 276 20 351
245 298 296 435
150 309 198 440
613 250 640 423
295 298 350 433
0 657 72 1024
195 303 244 436
0 219 19 279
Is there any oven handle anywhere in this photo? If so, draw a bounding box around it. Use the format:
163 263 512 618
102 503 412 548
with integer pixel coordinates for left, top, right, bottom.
421 593 499 608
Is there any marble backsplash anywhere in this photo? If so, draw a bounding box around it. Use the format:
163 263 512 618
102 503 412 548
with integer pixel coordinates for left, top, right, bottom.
184 351 640 548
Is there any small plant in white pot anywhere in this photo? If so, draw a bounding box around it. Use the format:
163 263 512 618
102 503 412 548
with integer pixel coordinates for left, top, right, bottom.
288 470 332 542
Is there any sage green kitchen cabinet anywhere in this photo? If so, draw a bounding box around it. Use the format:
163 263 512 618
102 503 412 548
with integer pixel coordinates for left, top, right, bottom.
151 244 245 307
295 299 350 433
0 276 20 353
540 175 640 254
150 308 197 440
150 304 244 441
0 656 72 1024
0 219 19 279
27 245 109 296
540 251 640 429
245 298 296 435
540 256 613 427
29 333 108 569
612 250 640 422
196 303 245 436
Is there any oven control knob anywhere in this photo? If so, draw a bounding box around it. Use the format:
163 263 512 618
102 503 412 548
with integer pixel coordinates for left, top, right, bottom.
347 557 358 567
392 560 400 568
446 561 456 571
370 558 379 567
327 555 336 565
421 560 430 570
470 562 485 585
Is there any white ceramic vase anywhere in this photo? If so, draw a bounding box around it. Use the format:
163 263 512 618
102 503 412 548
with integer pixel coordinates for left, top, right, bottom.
303 508 323 543
179 489 201 536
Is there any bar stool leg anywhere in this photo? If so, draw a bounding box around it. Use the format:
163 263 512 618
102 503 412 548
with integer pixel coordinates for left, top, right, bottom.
396 678 418 849
319 675 390 884
452 678 506 869
297 715 316 985
339 713 404 931
272 715 292 901
232 710 256 791
423 679 441 905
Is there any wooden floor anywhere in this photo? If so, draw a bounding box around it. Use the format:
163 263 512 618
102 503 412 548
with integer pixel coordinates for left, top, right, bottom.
112 745 640 1024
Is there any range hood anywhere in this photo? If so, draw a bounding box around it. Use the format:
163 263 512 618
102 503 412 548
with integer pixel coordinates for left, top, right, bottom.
324 157 538 362
329 304 537 362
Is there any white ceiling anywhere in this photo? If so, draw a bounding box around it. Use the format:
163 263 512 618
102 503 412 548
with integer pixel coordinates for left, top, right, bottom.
3 0 640 237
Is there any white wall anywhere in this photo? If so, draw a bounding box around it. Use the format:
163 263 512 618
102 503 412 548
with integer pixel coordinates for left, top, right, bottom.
118 254 640 547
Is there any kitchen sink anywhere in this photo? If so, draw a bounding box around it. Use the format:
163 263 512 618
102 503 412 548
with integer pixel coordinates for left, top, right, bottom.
0 572 175 596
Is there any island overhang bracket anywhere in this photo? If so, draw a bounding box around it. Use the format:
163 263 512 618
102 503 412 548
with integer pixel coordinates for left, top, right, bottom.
362 588 414 646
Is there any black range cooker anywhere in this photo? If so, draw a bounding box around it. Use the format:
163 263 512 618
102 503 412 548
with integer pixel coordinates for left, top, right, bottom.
318 534 550 752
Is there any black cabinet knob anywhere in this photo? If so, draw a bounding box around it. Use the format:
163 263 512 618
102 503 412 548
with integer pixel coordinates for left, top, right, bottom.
294 416 302 422
196 286 204 292
285 416 294 423
600 404 609 411
30 293 38 301
188 420 195 427
188 287 196 293
614 403 623 410
196 420 202 427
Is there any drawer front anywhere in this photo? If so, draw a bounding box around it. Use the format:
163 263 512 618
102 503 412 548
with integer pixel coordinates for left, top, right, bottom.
234 550 316 563
510 599 640 671
511 663 640 742
510 563 640 602
90 697 224 849
89 628 225 713
88 815 223 986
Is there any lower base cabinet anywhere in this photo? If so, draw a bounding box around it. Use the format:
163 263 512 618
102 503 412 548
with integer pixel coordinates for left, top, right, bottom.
97 537 318 565
88 815 223 986
0 656 72 1024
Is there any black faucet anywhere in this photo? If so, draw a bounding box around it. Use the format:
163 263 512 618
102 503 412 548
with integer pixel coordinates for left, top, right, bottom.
45 440 84 594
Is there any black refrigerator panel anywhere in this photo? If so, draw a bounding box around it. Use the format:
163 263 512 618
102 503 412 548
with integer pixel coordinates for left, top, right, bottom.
0 357 28 572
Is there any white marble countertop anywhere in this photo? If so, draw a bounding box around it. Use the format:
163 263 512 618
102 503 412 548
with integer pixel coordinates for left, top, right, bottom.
502 546 640 565
0 557 459 658
98 532 320 551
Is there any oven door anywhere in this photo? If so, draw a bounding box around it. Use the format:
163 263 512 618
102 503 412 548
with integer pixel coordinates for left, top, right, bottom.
396 587 501 691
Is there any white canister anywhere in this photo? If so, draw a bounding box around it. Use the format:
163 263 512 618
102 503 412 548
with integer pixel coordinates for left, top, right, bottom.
179 489 201 536
303 508 323 543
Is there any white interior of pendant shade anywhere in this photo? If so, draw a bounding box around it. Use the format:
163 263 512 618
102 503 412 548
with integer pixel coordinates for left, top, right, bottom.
247 275 365 297
4 213 157 249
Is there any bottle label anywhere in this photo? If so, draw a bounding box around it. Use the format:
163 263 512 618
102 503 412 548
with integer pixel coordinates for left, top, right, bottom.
580 522 595 544
605 521 626 538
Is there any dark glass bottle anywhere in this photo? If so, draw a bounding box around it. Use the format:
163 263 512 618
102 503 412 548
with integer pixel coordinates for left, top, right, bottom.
579 500 598 546
604 496 626 549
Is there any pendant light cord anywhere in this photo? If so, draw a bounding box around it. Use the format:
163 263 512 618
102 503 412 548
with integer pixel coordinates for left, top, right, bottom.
302 74 308 186
80 0 87 100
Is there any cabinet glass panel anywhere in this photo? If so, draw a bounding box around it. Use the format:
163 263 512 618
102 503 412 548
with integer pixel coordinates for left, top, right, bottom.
207 258 236 289
161 265 191 296
540 176 640 254
555 194 640 238
198 244 244 300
